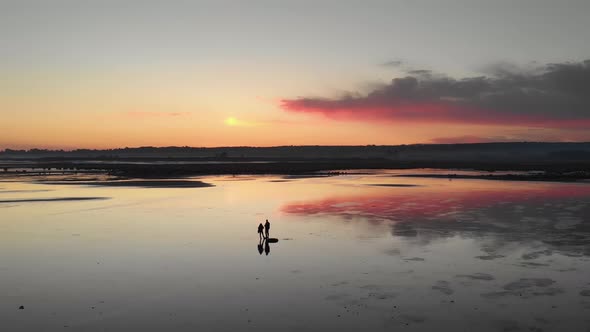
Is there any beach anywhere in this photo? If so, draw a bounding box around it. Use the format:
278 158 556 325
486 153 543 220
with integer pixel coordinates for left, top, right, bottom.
1 170 589 331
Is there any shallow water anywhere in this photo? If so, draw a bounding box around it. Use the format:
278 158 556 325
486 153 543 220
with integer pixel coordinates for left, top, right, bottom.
1 172 590 331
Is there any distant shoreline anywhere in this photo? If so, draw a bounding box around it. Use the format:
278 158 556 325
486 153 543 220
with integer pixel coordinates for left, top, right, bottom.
1 158 589 182
2 143 589 179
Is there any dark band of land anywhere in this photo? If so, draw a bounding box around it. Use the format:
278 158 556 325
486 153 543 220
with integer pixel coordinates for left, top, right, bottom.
1 143 590 181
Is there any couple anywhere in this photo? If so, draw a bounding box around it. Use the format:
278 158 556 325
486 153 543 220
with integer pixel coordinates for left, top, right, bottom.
258 219 272 256
257 219 271 240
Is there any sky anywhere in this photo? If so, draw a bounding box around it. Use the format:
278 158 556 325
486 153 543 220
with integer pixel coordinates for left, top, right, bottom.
2 0 590 149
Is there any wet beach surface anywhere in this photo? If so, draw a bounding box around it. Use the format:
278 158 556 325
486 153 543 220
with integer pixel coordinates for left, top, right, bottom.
1 171 589 331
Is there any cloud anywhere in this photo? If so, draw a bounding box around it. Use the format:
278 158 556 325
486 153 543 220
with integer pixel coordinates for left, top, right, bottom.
430 135 520 144
280 59 590 129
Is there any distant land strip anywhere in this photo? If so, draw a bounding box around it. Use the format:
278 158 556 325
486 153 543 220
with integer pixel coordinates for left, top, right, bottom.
0 159 589 182
1 143 590 179
35 180 214 188
0 197 109 203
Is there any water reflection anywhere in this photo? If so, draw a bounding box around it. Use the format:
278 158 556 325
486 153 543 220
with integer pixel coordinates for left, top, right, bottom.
257 238 279 256
2 174 590 331
282 183 590 257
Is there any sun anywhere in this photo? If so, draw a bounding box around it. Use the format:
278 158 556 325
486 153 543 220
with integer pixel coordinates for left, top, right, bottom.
223 116 259 127
224 117 238 126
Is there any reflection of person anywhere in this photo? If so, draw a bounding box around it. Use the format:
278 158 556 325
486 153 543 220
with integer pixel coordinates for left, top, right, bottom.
258 223 264 240
257 239 264 255
264 219 271 238
264 239 270 256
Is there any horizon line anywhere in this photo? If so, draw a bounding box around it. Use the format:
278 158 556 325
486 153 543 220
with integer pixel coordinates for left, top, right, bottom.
2 141 589 153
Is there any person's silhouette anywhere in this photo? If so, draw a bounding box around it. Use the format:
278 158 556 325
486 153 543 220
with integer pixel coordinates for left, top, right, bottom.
257 223 264 240
264 219 271 239
264 239 270 256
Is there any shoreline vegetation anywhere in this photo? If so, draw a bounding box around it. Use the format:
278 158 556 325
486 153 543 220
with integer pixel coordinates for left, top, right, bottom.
1 143 589 182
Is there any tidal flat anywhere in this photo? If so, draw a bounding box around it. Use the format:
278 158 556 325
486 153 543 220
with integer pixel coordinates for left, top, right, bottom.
1 170 589 331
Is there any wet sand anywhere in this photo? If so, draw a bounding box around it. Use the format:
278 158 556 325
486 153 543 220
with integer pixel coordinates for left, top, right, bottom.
1 171 589 331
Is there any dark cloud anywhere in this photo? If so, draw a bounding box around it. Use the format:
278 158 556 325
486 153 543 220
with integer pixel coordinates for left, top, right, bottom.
281 60 590 129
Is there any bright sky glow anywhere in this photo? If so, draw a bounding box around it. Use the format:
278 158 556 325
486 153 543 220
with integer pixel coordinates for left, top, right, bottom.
2 0 590 149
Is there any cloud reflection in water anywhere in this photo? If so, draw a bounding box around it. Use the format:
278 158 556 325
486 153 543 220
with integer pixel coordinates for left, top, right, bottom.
282 183 590 256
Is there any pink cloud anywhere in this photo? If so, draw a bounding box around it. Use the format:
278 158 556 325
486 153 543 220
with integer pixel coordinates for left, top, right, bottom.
280 59 590 130
280 99 590 129
430 135 520 144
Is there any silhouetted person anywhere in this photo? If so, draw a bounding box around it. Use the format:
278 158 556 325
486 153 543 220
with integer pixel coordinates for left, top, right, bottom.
257 223 264 240
264 219 270 238
264 239 270 256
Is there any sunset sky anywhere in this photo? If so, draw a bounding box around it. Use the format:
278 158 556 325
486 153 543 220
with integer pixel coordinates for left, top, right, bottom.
2 0 590 149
